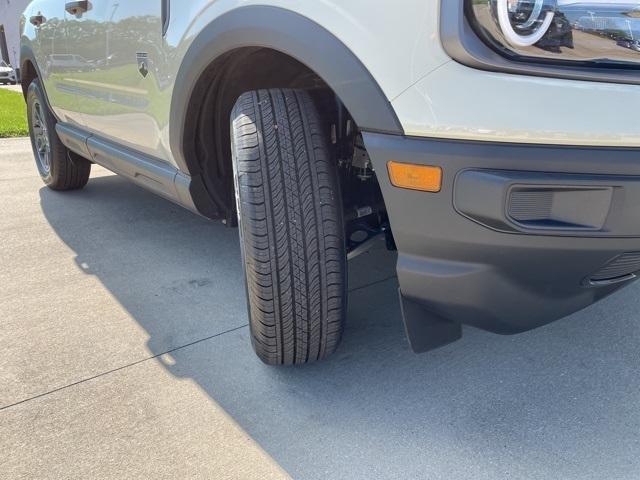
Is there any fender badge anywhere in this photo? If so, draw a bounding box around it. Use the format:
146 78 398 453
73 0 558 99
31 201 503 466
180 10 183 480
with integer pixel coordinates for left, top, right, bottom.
137 52 149 78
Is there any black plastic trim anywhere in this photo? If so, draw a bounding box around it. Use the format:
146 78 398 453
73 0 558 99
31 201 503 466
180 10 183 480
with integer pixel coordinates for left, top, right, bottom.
170 5 402 174
56 123 92 158
440 0 640 86
55 123 213 217
587 273 636 287
20 44 51 106
363 131 640 338
87 136 179 201
399 289 462 354
453 169 640 238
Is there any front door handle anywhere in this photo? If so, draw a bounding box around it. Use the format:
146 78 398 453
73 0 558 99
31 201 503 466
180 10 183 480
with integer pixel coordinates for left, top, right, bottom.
30 14 46 26
65 1 89 16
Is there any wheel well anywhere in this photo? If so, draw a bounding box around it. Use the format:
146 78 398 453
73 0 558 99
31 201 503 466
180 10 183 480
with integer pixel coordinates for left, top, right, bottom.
185 47 351 222
185 47 393 256
20 60 38 98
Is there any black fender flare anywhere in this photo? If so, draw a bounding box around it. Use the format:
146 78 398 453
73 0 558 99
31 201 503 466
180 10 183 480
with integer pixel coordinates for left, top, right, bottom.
20 42 61 123
20 43 44 98
169 5 403 174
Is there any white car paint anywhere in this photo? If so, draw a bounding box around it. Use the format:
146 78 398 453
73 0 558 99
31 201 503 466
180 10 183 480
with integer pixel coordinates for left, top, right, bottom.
394 60 640 147
20 0 640 167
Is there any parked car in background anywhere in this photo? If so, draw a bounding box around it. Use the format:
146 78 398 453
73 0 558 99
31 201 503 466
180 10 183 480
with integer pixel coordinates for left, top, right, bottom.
44 54 91 73
19 0 640 366
0 61 16 84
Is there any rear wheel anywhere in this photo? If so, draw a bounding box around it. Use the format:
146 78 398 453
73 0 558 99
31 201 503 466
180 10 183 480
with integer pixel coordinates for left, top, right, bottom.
231 89 347 365
27 79 91 190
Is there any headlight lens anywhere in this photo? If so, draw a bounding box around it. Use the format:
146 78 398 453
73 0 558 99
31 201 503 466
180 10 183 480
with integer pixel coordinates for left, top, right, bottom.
467 1 640 66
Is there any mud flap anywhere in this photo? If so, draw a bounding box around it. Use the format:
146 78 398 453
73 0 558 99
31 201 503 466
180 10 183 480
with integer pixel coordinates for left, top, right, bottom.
399 289 462 353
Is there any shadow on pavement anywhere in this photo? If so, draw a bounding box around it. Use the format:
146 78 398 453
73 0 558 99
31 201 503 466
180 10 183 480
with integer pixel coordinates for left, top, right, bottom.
40 174 640 480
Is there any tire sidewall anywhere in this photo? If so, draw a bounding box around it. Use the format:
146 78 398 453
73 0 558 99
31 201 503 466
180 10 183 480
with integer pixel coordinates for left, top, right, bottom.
229 115 259 354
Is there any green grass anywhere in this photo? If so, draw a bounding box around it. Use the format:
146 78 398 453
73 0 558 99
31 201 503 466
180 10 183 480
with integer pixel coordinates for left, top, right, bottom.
0 89 28 138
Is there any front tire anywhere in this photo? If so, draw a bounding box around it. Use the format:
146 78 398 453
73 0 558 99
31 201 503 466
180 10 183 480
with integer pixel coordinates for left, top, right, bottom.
27 79 91 190
231 89 347 365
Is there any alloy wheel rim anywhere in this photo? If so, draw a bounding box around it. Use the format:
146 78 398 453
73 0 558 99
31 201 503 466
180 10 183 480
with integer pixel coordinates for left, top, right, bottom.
32 101 51 175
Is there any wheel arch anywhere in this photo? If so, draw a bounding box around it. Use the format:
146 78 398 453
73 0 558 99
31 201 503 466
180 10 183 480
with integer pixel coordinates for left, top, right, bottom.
19 44 41 99
169 6 402 220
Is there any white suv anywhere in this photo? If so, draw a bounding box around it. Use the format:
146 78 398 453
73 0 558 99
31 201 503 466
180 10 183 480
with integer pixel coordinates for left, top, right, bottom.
0 61 17 84
20 0 640 364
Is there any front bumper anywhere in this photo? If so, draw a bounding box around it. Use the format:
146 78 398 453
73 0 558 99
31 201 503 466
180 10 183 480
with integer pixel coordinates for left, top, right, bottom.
363 132 640 350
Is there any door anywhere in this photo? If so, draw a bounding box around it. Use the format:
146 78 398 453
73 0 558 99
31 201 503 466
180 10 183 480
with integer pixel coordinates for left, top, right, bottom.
71 0 171 162
26 0 76 123
59 0 111 126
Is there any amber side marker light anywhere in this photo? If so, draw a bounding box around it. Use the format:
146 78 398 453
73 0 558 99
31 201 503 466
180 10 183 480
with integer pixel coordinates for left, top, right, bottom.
387 161 442 192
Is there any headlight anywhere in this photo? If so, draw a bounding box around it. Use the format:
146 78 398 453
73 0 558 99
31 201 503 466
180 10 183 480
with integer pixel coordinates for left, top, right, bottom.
467 1 640 66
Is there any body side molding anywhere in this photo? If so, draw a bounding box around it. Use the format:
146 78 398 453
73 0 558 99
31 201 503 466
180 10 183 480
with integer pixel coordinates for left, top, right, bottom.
55 123 199 215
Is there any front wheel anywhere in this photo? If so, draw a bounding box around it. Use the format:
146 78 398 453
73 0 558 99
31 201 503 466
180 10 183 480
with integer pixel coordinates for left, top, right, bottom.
231 89 347 365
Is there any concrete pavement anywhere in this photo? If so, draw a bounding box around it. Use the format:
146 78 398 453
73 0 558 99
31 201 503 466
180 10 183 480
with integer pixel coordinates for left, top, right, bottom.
1 136 640 479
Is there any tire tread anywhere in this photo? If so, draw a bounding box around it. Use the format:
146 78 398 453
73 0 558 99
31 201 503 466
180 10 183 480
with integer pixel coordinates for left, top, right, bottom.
231 89 346 365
